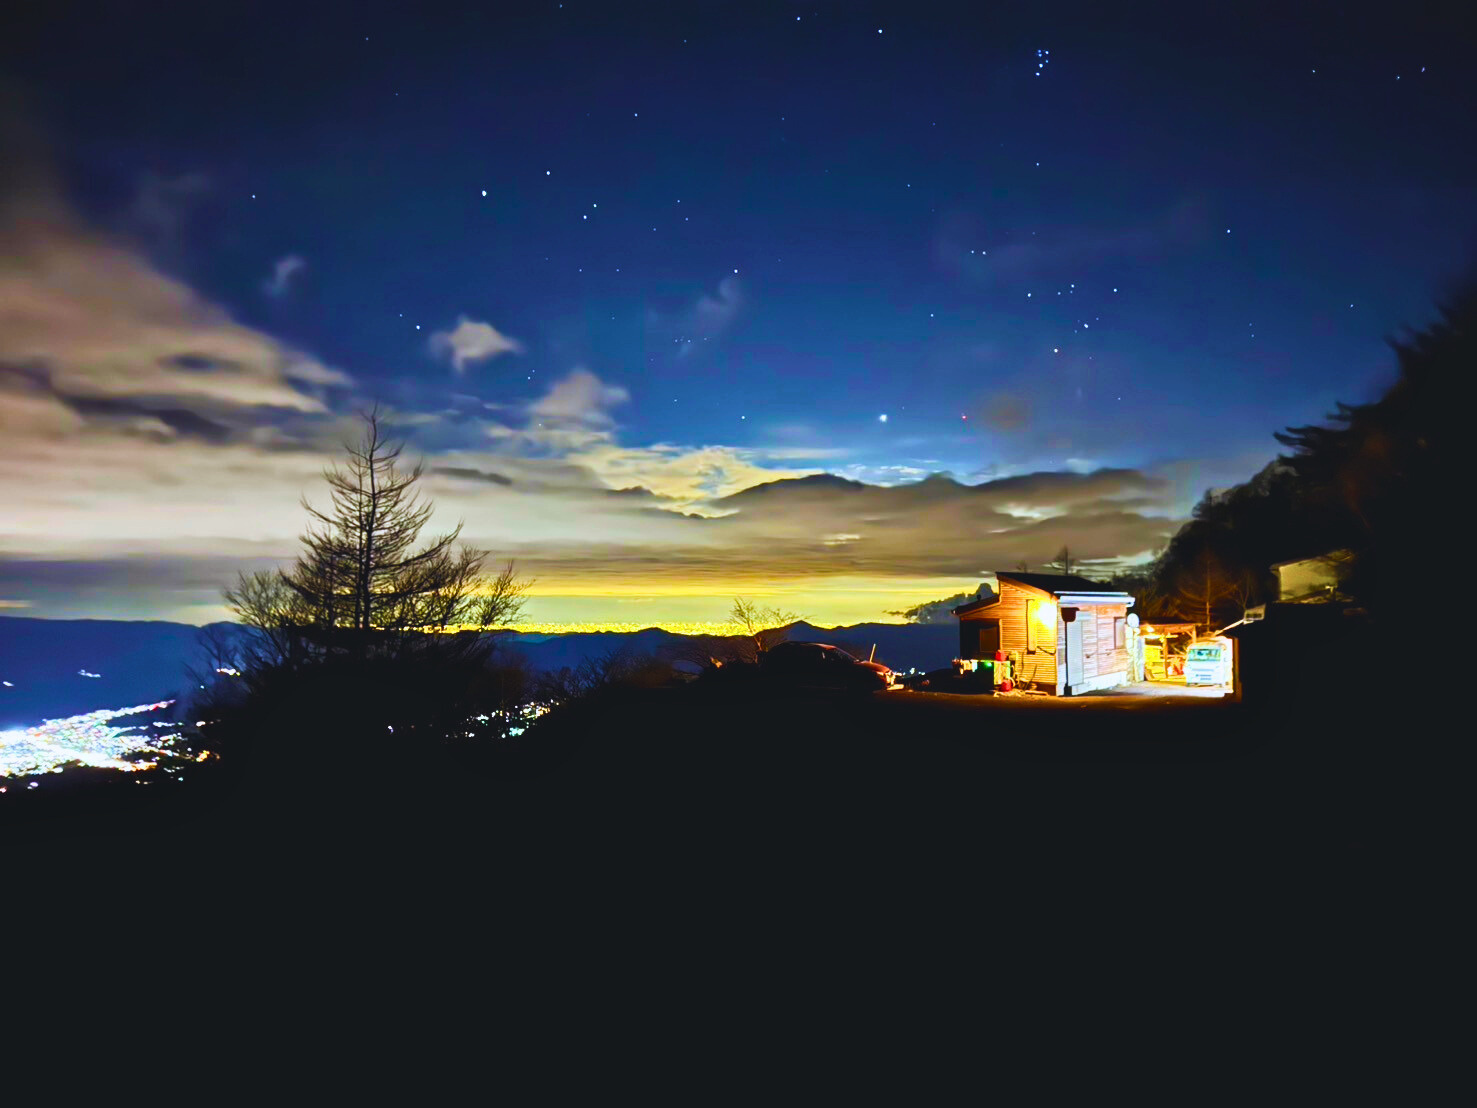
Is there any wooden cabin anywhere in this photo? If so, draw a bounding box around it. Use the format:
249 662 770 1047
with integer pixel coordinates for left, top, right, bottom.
952 572 1136 696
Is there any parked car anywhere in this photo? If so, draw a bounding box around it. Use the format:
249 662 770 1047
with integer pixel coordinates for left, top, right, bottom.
1184 638 1232 686
759 641 895 692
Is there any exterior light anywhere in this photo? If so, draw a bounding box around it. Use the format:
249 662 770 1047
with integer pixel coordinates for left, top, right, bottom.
1036 600 1058 627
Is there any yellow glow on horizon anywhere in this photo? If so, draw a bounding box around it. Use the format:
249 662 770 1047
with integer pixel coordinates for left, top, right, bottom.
508 621 766 636
505 574 978 631
518 573 973 600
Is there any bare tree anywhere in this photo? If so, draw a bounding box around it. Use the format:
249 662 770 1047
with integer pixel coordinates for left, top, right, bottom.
1014 559 1031 573
534 647 668 705
225 408 529 667
1045 546 1075 575
1172 550 1241 632
223 568 318 672
728 596 805 660
1228 570 1258 623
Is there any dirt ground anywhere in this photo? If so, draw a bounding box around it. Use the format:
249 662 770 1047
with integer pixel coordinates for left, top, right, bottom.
906 679 1230 707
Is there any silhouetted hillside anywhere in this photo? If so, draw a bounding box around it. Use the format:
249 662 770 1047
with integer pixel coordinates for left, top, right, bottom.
1 615 961 726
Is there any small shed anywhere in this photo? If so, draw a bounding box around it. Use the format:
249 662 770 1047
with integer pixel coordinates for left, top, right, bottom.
1137 620 1200 681
952 572 1136 696
1271 550 1353 603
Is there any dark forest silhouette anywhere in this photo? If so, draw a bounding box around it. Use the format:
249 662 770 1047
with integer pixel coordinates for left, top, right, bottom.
1143 278 1467 627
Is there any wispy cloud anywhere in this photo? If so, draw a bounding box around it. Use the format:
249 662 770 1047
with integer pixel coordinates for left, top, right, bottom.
125 171 210 245
648 275 745 358
262 254 306 297
429 316 523 373
690 275 742 338
936 198 1211 286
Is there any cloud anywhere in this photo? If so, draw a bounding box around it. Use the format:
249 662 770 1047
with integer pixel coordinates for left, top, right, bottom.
677 468 1181 579
572 442 814 505
936 198 1210 286
691 275 742 337
528 369 628 428
0 204 352 413
262 254 306 297
126 171 210 244
648 275 744 358
979 391 1032 431
429 465 514 486
429 316 523 373
0 168 1193 622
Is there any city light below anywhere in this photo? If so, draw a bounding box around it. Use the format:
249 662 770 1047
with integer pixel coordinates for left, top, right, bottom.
0 701 188 779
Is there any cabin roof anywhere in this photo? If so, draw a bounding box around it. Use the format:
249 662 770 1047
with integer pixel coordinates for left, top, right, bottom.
951 571 1135 615
995 571 1118 595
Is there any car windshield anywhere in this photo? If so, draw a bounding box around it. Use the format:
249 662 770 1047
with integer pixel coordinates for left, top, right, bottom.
1188 646 1221 660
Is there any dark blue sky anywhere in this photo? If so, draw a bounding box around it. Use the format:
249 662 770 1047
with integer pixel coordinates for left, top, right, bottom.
2 1 1474 625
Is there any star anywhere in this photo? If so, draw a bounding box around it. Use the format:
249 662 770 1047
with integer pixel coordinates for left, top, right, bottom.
878 413 888 423
481 189 487 197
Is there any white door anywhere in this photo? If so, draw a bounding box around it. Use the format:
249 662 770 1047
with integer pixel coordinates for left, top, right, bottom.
1065 619 1084 694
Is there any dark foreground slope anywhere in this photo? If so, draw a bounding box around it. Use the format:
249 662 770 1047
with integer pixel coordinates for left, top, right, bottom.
8 683 1458 1069
9 684 1436 896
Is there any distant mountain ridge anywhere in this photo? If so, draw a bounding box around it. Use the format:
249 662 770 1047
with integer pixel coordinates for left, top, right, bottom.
0 616 960 727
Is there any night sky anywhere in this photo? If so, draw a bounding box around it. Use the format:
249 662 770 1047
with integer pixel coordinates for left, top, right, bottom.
2 1 1473 628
